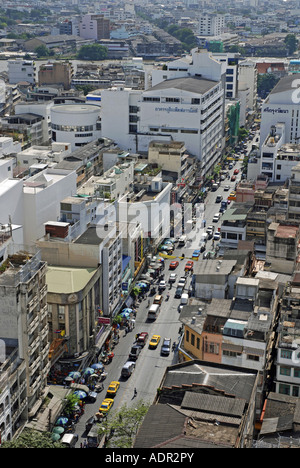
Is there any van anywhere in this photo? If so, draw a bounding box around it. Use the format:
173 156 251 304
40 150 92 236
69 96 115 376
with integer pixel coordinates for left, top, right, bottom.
178 235 187 246
87 425 102 448
61 433 78 448
180 293 189 305
147 304 160 320
121 361 135 378
154 294 163 305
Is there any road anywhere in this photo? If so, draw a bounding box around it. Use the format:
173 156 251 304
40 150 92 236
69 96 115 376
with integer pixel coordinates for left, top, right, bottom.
73 133 255 447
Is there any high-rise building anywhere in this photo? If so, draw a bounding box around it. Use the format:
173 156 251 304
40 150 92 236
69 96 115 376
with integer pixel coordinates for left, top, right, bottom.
198 13 225 37
79 14 110 40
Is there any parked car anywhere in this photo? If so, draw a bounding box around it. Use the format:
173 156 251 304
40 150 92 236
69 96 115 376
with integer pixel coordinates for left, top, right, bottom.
136 332 148 347
178 277 186 288
231 175 236 181
213 213 220 222
215 195 223 203
213 232 221 241
161 338 171 356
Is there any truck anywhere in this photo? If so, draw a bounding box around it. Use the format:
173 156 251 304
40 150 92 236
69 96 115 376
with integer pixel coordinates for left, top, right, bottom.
147 304 160 320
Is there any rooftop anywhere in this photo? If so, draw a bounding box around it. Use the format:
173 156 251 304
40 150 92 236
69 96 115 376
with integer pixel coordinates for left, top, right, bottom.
148 76 218 95
46 266 98 294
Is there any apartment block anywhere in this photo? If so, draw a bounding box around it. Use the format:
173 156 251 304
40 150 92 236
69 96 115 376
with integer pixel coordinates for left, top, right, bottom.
8 59 36 85
0 249 49 424
38 61 74 90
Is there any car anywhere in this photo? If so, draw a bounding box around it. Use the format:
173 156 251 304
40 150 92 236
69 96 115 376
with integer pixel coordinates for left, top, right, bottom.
215 195 223 203
149 334 161 349
192 249 200 259
169 261 179 270
206 225 214 235
231 175 236 181
169 273 177 283
185 260 194 271
136 332 149 347
224 185 230 191
106 381 120 396
234 169 239 175
129 345 143 361
213 213 220 222
161 338 171 356
213 232 221 241
175 286 184 298
154 294 163 304
219 206 226 214
99 398 114 414
158 280 166 290
178 277 186 288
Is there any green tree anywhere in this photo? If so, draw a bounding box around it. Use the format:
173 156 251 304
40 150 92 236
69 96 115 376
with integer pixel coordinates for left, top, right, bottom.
35 44 51 58
99 400 150 448
1 429 66 448
63 393 80 417
77 44 108 61
257 73 279 98
284 33 298 55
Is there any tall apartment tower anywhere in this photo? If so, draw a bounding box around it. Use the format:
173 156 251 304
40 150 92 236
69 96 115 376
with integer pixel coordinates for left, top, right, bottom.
0 249 50 424
79 14 110 40
198 13 225 37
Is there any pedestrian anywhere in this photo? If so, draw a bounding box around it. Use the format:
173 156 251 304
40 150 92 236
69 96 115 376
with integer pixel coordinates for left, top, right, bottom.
134 387 137 397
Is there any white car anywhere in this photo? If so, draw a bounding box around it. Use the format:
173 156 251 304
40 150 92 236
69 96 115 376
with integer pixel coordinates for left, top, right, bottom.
213 232 221 241
212 213 220 223
169 273 177 283
158 280 166 290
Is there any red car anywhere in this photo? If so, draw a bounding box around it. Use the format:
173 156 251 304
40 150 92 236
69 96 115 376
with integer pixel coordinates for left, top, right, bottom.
231 175 236 181
169 261 179 270
185 260 194 271
234 169 239 175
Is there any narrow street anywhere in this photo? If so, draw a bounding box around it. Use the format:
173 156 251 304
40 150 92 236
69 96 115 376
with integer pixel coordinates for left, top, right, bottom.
73 136 253 447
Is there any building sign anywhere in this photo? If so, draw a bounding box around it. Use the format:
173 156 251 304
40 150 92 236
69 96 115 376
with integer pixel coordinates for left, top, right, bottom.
155 106 198 114
263 107 289 114
98 317 110 325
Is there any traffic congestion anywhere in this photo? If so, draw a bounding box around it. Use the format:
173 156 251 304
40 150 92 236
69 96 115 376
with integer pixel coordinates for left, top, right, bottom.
53 128 257 448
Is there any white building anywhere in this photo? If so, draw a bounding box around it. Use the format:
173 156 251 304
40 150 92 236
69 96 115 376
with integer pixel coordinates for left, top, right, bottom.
260 75 300 147
15 101 54 144
22 167 77 245
8 59 36 85
238 59 257 114
50 103 101 151
100 76 224 177
16 142 72 169
198 13 225 37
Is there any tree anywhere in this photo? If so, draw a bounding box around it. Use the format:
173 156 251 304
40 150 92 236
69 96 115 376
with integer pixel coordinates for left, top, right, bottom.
257 73 280 98
284 33 298 55
1 429 66 448
77 44 108 61
63 393 80 417
99 400 150 448
35 44 51 58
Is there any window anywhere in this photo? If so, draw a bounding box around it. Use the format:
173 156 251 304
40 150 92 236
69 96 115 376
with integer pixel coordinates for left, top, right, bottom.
191 333 195 346
191 98 200 105
247 354 259 362
280 366 291 376
281 349 292 359
185 330 189 342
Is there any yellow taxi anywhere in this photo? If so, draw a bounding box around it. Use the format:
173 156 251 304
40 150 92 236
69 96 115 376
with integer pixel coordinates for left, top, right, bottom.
106 381 120 396
149 334 161 349
99 398 114 414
